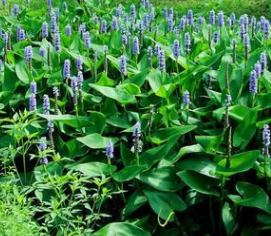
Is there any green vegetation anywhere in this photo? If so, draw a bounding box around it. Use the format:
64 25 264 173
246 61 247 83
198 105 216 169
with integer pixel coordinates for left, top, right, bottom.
0 0 271 235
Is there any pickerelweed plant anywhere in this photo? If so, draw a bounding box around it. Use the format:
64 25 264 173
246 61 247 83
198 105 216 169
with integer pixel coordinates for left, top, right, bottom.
0 0 271 235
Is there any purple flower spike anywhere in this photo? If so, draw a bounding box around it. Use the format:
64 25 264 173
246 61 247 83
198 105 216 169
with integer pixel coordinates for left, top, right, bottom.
53 87 59 97
249 70 257 94
213 31 220 43
83 31 91 49
30 81 37 94
218 12 224 27
101 20 107 33
43 94 50 115
71 77 77 98
180 17 186 31
55 7 60 21
183 90 190 106
65 25 72 36
122 34 128 46
120 55 127 76
2 0 6 6
158 49 166 71
112 17 118 31
19 29 25 41
54 32 61 53
184 32 191 54
40 157 48 165
24 46 33 62
42 22 48 38
263 20 270 40
260 52 267 74
116 8 121 18
130 4 136 20
62 2 67 11
47 0 52 9
168 16 173 32
254 62 262 78
133 37 139 55
63 59 71 79
51 14 58 35
79 24 86 35
187 9 194 26
263 125 270 156
132 122 142 153
38 137 47 151
143 13 149 29
76 56 83 71
209 10 215 25
173 39 180 58
29 94 37 111
163 7 168 18
77 71 83 92
106 141 114 159
13 5 19 16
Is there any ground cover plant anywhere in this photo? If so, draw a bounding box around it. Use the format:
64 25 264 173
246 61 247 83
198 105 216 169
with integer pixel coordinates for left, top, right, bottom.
0 0 271 235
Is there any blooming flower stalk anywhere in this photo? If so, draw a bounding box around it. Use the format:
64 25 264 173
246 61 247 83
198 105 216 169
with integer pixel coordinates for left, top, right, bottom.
158 49 166 71
52 86 59 115
42 22 49 38
54 32 61 53
133 37 139 55
120 55 127 77
218 12 224 27
83 31 91 49
184 32 191 55
101 20 107 33
30 81 37 94
148 46 153 69
132 122 143 162
260 52 267 75
63 59 71 79
209 10 215 25
183 90 190 107
29 93 37 111
71 76 78 106
65 25 72 36
24 46 33 71
249 70 257 94
76 56 83 71
106 141 114 159
263 125 270 156
43 94 50 115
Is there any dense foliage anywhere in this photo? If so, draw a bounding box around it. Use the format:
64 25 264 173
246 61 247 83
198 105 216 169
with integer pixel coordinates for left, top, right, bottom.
0 0 271 235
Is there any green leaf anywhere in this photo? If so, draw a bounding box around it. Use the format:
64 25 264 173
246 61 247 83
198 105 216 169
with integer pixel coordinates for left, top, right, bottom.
89 84 137 104
38 113 105 132
228 182 271 214
177 170 220 196
143 190 187 221
222 202 236 235
15 59 31 84
140 136 179 167
177 157 217 178
113 165 147 182
77 133 118 149
216 151 259 177
150 125 197 144
2 63 19 91
68 162 117 177
92 222 151 236
122 190 148 218
233 109 258 148
138 167 181 192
